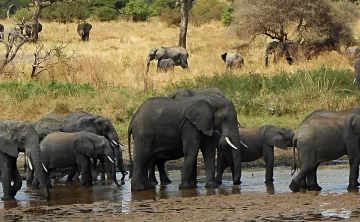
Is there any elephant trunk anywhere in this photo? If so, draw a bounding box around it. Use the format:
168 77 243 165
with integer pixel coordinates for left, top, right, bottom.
28 138 49 200
227 128 242 185
105 155 121 187
113 144 127 181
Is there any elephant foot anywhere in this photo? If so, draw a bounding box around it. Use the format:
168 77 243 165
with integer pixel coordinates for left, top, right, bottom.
65 178 73 183
160 178 172 185
356 180 360 186
205 180 220 188
264 179 274 185
179 181 197 189
308 184 322 192
289 180 300 192
347 184 359 192
233 180 242 185
131 183 151 192
150 180 158 187
214 175 223 185
1 195 15 201
31 184 40 190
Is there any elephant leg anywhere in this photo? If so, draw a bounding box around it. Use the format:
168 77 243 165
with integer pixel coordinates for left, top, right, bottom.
10 165 22 197
306 164 322 191
66 166 78 183
158 160 172 185
347 156 360 191
131 135 155 191
76 154 92 187
1 153 15 200
201 139 219 188
148 158 158 186
263 147 275 184
215 151 229 185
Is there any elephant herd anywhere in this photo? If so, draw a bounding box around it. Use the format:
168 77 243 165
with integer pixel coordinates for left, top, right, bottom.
2 87 360 201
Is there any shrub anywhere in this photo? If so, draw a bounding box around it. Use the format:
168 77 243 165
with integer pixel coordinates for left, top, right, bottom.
150 0 177 15
190 0 227 27
221 6 234 27
42 1 90 23
13 8 33 23
93 6 117 21
158 7 181 26
121 0 155 22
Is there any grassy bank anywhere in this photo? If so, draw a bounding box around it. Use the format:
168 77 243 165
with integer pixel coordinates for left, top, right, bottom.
1 67 358 143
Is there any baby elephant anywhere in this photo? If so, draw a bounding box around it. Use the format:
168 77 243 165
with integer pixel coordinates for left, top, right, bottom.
215 125 294 184
77 22 92 41
32 131 120 188
221 52 244 72
157 58 175 72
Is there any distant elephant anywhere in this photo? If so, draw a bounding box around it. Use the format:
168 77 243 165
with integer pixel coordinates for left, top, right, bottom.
265 41 297 67
167 87 225 100
215 125 295 185
221 52 244 72
289 114 360 192
157 58 175 72
0 24 4 39
146 46 189 74
354 57 360 90
77 22 92 41
346 46 360 60
21 22 42 38
32 131 120 187
0 121 49 201
128 94 242 191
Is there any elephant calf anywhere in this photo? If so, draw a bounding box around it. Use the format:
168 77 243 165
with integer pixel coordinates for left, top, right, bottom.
33 131 120 188
221 52 244 72
77 22 92 41
157 59 175 72
215 125 295 184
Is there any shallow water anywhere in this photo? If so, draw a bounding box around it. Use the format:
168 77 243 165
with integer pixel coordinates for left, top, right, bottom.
0 164 354 210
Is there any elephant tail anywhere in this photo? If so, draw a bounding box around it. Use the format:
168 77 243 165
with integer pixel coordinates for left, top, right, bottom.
128 127 134 179
291 137 298 176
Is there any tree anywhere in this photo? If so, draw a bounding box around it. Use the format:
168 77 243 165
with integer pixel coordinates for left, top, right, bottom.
178 0 195 49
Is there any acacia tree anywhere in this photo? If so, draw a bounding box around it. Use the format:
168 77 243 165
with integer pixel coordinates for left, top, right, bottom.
178 0 195 49
233 0 358 46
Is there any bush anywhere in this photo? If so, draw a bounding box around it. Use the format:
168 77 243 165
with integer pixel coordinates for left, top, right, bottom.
158 7 181 26
121 0 155 22
42 1 90 23
93 6 117 21
13 8 33 23
150 0 177 15
221 6 234 26
190 0 227 27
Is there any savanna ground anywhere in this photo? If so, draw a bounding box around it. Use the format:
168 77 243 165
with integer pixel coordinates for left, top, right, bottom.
1 18 360 221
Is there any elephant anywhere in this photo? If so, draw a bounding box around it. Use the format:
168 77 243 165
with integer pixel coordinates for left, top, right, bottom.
21 22 42 38
300 106 360 125
157 58 175 72
146 46 189 74
265 41 297 67
289 114 360 192
128 94 242 191
32 131 120 187
0 24 4 39
77 22 92 41
0 121 49 200
29 112 126 184
354 57 360 90
221 52 244 72
215 125 295 185
167 87 225 100
346 46 360 60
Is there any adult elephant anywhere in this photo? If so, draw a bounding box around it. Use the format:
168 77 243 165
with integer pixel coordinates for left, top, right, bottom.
0 121 49 200
290 114 360 192
77 22 92 41
215 125 295 185
146 46 189 74
346 46 360 60
300 106 360 124
167 87 225 100
221 52 244 72
354 57 360 90
265 41 297 67
128 94 242 191
22 23 42 38
32 131 120 187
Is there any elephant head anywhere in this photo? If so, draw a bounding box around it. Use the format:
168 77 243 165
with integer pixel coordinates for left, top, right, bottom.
62 116 126 179
2 121 49 200
264 126 295 149
221 52 244 72
74 133 120 186
77 23 92 41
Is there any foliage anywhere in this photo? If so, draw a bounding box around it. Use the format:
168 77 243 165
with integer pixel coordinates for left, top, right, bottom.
93 6 118 21
150 0 177 15
221 6 234 27
13 7 33 22
158 7 181 26
42 1 90 23
189 0 227 27
121 0 155 22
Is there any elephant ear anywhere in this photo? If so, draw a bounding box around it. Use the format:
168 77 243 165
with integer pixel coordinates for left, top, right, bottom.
0 126 18 158
265 127 288 149
74 135 97 158
221 53 227 62
184 99 214 136
351 115 360 137
154 47 166 60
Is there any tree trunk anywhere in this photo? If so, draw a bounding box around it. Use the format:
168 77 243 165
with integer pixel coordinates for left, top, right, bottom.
178 0 190 49
32 2 42 42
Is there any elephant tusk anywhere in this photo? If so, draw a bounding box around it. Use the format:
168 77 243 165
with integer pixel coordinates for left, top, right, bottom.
353 78 357 84
111 140 118 146
107 156 115 164
240 140 248 148
26 156 33 171
42 163 48 172
225 137 239 150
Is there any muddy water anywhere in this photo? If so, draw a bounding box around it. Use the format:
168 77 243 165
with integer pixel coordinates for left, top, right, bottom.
0 164 353 210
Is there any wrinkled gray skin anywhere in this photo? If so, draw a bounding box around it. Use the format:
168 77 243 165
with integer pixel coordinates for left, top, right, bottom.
0 24 4 39
215 125 294 185
21 23 42 38
157 58 175 72
77 23 92 41
300 106 360 125
290 115 360 192
265 41 297 67
146 46 189 74
221 52 244 72
167 87 225 100
128 94 242 191
29 112 126 184
346 46 360 60
354 57 360 90
0 121 49 201
32 131 120 187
